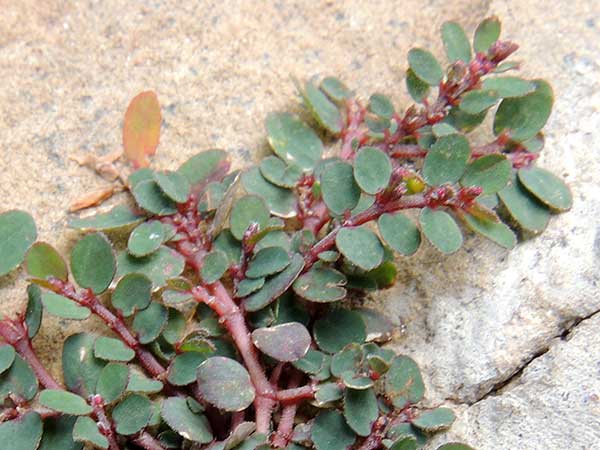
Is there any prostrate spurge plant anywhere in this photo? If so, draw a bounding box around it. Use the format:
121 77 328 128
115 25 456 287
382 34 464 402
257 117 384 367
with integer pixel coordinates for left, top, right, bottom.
0 17 570 450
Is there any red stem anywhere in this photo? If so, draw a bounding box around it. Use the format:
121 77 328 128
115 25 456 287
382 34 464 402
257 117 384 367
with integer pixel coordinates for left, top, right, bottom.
272 372 302 448
276 384 315 404
0 319 62 390
131 432 167 450
91 395 120 450
49 280 167 379
193 282 276 434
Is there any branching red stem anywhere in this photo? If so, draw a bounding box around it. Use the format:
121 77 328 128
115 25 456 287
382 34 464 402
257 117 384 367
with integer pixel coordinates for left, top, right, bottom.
131 432 167 450
91 395 120 450
0 318 62 390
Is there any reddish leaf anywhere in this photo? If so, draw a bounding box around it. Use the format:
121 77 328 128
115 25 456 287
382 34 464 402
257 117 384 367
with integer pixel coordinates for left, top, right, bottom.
123 91 161 168
69 185 118 212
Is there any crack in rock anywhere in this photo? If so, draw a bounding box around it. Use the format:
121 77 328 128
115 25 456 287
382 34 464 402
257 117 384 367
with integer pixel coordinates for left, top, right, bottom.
457 308 600 408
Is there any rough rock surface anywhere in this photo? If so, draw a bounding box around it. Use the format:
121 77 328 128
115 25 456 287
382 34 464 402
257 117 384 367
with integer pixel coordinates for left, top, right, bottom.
0 1 598 449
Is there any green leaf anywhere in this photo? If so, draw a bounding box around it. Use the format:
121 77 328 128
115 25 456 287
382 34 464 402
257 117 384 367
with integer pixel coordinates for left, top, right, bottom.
246 247 290 279
68 205 144 231
73 416 108 449
312 410 356 450
39 390 92 416
167 352 207 386
493 80 553 142
344 387 378 436
0 354 37 402
408 48 443 86
260 156 302 188
117 246 185 288
293 267 347 303
41 292 90 320
460 154 511 194
0 210 37 276
441 21 471 63
127 221 165 257
0 345 15 375
70 233 115 294
473 16 501 53
133 301 168 344
378 213 421 256
406 69 430 103
419 208 463 254
336 227 384 271
25 284 43 338
423 134 471 186
154 170 191 203
112 394 153 435
243 253 304 312
162 308 186 345
132 180 177 215
445 107 487 133
385 356 424 408
293 349 327 375
94 336 135 362
96 362 129 404
368 93 394 119
518 167 572 211
229 194 271 240
331 344 363 377
320 77 351 103
432 123 458 137
315 382 344 405
482 77 535 98
320 161 361 215
236 277 265 298
241 167 297 218
459 90 499 114
462 214 516 249
127 369 163 394
111 273 152 317
314 309 366 353
213 230 242 264
265 112 323 170
341 372 373 390
177 149 227 185
436 444 475 450
161 397 213 444
498 176 550 233
389 437 417 450
301 81 343 135
0 412 43 450
38 416 82 450
353 147 392 195
201 250 229 283
25 242 68 281
196 357 255 411
412 407 456 432
62 333 105 397
251 322 311 362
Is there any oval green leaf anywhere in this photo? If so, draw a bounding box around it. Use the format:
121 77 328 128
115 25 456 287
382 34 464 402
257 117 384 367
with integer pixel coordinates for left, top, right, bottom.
423 134 471 186
385 355 425 408
441 21 471 63
94 336 135 362
127 221 165 257
246 246 290 279
408 48 443 86
314 309 366 354
301 81 343 135
336 227 384 271
344 387 378 437
68 205 144 232
70 233 115 294
116 246 185 288
229 194 270 240
353 147 392 195
161 397 213 444
518 167 572 211
0 210 37 276
196 357 255 412
266 112 323 170
311 410 356 450
133 301 168 344
473 16 501 53
460 154 511 194
112 394 153 435
154 170 191 203
111 273 152 317
25 242 68 281
321 161 361 216
96 362 129 404
0 412 43 450
73 416 108 449
241 167 297 218
378 213 421 256
39 390 92 416
419 208 463 254
251 322 311 362
41 292 90 320
201 250 229 284
293 267 347 303
498 176 550 233
412 407 456 432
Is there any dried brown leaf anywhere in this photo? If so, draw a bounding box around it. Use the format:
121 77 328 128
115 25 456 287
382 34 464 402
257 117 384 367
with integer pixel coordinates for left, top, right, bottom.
122 91 161 168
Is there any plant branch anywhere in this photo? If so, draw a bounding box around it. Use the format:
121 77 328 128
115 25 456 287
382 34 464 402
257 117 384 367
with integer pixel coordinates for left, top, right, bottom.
131 432 167 450
192 282 276 434
272 371 302 448
0 318 62 390
91 395 120 450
